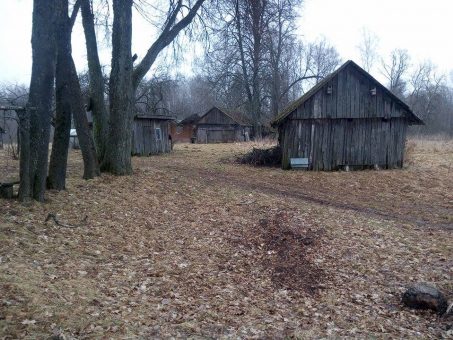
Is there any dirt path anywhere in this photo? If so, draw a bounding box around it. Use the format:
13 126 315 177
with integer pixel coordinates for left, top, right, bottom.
166 165 452 230
154 146 453 230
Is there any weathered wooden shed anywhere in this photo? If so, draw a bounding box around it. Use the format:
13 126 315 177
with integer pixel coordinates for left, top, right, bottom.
170 113 199 143
196 107 252 143
272 60 423 170
132 114 175 155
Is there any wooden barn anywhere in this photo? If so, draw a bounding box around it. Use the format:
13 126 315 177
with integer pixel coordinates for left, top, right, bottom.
272 60 423 170
170 113 199 143
132 114 175 156
196 107 252 143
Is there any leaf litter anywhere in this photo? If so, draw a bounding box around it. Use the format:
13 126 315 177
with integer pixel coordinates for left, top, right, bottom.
0 139 452 338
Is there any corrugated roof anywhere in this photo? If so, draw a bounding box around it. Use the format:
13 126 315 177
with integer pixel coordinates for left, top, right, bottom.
271 60 423 126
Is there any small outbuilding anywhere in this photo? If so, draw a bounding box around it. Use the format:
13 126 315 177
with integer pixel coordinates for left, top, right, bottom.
170 113 199 143
196 107 252 143
272 60 423 170
132 114 175 155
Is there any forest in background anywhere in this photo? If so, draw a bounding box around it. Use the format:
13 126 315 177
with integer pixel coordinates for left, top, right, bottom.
1 1 452 138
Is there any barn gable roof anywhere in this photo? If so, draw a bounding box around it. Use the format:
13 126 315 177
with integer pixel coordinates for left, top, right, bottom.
179 113 200 125
199 106 253 126
271 60 423 127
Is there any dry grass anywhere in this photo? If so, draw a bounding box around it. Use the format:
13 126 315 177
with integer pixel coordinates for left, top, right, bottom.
0 138 452 338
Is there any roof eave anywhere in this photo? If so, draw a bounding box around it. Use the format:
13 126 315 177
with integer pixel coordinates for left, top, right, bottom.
135 114 176 121
409 116 424 125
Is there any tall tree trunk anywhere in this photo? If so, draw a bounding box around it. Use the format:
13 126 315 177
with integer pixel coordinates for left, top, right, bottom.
71 58 100 180
20 0 57 202
50 0 100 182
17 108 31 201
250 0 264 137
48 0 72 190
235 0 264 138
102 0 134 175
81 0 109 162
47 76 71 189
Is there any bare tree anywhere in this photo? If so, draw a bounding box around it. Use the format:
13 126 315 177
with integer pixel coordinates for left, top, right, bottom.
97 0 207 175
203 0 270 133
135 74 178 116
407 61 446 133
136 73 216 119
264 0 306 117
206 0 299 123
381 49 410 98
357 28 379 73
305 38 341 83
204 1 341 125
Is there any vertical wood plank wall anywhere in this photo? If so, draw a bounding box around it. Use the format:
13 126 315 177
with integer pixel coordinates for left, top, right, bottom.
196 125 250 143
196 108 251 143
132 119 171 155
280 118 407 170
280 64 410 170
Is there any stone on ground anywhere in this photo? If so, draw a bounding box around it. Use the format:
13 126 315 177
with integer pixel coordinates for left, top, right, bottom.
402 283 448 315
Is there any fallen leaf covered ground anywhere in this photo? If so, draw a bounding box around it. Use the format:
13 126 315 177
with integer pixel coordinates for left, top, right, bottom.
0 138 452 338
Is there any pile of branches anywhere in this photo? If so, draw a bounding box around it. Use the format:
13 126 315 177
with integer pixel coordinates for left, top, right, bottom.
237 146 282 167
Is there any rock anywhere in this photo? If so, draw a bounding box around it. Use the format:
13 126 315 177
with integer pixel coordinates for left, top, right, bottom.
402 283 448 315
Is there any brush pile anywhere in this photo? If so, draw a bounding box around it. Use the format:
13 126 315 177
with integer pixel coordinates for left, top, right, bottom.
237 145 282 166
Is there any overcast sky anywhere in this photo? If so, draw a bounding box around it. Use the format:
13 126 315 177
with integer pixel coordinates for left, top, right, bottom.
0 0 452 85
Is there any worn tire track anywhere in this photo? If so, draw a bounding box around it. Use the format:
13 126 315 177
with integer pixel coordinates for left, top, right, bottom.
162 164 453 230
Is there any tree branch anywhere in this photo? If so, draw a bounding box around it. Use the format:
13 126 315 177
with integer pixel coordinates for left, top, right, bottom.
132 0 206 89
69 0 82 31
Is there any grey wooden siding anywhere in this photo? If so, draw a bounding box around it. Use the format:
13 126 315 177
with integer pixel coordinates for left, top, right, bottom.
290 66 410 121
196 107 251 143
280 118 407 170
196 125 250 143
279 63 412 170
132 119 171 155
